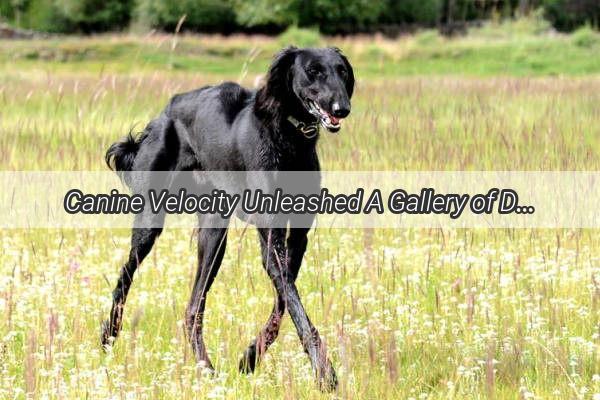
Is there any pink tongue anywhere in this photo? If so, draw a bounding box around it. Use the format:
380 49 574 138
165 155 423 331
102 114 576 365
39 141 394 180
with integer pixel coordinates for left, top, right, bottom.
329 115 339 124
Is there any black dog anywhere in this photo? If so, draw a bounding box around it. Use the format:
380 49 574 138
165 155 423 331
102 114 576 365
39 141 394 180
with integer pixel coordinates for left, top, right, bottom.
103 46 354 391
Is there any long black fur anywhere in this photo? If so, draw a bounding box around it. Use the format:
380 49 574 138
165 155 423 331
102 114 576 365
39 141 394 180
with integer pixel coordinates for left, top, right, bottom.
105 131 145 175
101 47 354 392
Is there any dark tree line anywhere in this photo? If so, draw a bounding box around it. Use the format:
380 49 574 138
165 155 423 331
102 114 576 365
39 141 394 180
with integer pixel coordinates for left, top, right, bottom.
0 0 597 34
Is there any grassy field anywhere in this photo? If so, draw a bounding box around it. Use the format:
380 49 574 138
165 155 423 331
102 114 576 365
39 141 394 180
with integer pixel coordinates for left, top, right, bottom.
0 23 599 399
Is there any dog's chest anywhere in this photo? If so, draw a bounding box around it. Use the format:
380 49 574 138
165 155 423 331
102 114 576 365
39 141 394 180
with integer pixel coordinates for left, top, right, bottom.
258 136 318 170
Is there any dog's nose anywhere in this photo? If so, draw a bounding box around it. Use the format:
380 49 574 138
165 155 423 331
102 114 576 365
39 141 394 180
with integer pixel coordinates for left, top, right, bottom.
331 102 350 118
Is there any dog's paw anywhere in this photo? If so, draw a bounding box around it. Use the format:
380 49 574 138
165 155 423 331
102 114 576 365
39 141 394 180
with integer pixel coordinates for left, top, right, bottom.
238 344 257 374
316 361 338 393
100 319 116 350
196 360 216 378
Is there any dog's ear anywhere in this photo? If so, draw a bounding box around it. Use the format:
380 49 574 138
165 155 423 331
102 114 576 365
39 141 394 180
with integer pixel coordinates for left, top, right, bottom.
331 47 354 98
255 47 299 121
264 46 299 97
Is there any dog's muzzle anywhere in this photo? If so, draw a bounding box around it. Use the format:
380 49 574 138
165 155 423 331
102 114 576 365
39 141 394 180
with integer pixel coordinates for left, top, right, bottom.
307 100 344 133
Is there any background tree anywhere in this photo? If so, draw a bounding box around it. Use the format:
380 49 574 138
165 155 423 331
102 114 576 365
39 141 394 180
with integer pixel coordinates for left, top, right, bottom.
0 0 597 34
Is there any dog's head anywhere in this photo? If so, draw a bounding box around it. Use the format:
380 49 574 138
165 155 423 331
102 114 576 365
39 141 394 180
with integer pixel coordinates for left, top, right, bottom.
257 47 355 133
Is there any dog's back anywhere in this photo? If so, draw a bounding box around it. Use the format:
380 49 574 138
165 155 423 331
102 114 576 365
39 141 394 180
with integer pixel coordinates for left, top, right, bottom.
165 82 252 128
106 82 256 177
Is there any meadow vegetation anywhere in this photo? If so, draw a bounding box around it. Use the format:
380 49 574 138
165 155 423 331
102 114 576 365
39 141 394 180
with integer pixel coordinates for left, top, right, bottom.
2 21 600 77
0 24 598 399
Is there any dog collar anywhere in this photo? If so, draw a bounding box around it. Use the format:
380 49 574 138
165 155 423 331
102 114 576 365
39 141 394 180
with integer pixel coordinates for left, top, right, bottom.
287 115 319 139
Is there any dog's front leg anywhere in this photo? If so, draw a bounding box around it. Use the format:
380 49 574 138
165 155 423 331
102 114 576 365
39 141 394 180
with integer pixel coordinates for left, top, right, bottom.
258 228 337 392
239 227 311 373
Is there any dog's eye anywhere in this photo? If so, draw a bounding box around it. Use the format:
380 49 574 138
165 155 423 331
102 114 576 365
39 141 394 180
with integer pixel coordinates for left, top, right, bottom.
306 66 323 78
337 66 348 79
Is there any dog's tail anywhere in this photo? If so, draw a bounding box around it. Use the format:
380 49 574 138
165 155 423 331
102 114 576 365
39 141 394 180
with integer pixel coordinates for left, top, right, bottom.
105 131 146 177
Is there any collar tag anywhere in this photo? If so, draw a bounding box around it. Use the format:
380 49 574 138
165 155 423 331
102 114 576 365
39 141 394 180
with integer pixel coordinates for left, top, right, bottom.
287 115 319 139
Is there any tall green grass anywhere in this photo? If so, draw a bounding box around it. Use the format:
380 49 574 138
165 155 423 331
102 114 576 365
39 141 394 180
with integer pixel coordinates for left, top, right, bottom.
0 74 598 170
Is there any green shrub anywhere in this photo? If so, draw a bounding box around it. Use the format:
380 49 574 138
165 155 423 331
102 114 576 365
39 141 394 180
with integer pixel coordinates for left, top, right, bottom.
15 0 132 32
511 10 552 35
384 0 441 26
57 0 133 32
20 0 71 32
134 0 237 32
414 29 441 46
0 0 16 21
235 0 386 34
543 0 600 32
277 25 321 47
308 0 385 34
234 0 296 28
571 25 600 47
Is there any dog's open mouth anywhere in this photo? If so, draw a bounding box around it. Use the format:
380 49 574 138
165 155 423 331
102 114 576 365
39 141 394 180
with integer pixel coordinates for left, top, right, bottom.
308 101 342 133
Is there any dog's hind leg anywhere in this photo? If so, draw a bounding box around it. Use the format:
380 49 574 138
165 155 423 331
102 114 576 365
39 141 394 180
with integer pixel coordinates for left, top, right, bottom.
102 114 196 349
101 221 163 347
185 218 229 371
239 227 310 373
